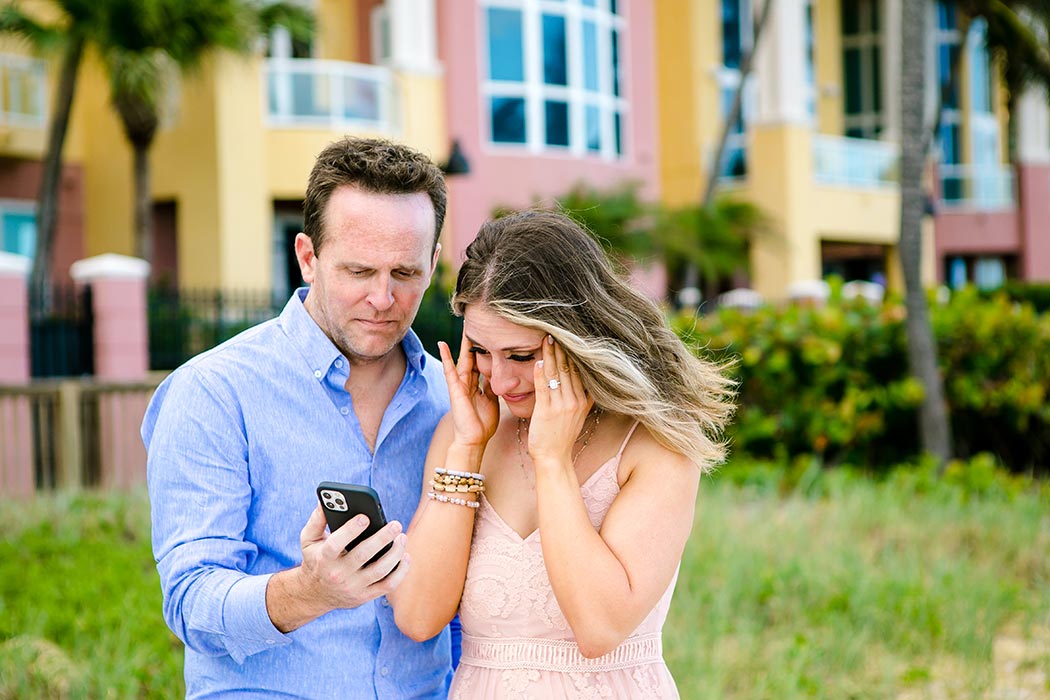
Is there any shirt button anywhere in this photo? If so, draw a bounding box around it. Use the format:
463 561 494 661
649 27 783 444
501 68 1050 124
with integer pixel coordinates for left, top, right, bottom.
335 359 343 368
381 667 390 677
340 407 349 416
382 598 390 607
313 369 322 378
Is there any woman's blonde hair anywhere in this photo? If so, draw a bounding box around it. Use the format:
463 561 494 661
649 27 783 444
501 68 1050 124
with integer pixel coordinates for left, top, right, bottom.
453 209 735 470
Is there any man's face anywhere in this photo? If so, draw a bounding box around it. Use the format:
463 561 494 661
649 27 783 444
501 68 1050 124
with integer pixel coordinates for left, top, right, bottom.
295 185 438 366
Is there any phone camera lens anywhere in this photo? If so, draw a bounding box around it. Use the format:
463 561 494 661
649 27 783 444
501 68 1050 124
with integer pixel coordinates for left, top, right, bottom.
335 498 344 506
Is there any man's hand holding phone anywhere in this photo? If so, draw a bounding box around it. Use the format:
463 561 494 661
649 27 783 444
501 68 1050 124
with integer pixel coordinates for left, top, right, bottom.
264 485 409 634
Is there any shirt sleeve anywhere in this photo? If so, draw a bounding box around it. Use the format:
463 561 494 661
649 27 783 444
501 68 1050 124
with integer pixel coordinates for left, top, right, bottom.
143 366 292 662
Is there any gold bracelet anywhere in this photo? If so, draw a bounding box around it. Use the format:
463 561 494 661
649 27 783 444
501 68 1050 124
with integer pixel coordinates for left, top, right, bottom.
427 491 480 509
429 480 484 493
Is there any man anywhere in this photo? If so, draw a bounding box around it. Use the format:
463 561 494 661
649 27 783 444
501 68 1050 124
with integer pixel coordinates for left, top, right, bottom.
142 137 452 699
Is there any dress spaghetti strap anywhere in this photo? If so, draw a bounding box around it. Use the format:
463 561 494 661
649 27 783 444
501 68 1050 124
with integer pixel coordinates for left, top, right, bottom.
615 421 642 458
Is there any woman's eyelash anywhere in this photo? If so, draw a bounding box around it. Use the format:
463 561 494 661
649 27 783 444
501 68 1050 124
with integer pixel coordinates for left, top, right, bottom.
468 347 534 362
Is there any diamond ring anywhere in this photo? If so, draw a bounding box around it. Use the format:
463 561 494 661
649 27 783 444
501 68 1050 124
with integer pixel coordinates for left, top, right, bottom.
547 379 561 390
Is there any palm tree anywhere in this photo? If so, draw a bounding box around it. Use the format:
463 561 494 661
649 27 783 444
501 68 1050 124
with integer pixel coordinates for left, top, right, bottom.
902 0 1050 467
553 181 765 303
900 0 953 464
0 0 106 301
657 197 768 303
0 0 312 289
101 0 313 263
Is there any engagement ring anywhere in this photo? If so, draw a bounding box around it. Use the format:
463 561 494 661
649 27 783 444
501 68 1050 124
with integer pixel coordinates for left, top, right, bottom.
547 379 561 390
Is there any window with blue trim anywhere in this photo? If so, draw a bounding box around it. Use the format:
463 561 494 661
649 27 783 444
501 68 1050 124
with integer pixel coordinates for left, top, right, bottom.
1 206 36 259
483 0 626 159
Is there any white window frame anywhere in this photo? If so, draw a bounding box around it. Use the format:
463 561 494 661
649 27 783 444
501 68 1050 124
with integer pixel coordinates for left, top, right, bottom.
480 0 628 160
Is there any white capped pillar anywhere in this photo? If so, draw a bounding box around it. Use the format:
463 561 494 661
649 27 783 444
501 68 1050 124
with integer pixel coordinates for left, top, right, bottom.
1016 85 1050 165
753 0 810 125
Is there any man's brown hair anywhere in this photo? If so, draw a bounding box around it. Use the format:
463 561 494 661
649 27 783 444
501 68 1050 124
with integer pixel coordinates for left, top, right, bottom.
303 137 447 254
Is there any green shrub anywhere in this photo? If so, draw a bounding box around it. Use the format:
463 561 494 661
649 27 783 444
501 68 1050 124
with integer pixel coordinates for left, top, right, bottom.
678 291 1050 471
980 281 1050 314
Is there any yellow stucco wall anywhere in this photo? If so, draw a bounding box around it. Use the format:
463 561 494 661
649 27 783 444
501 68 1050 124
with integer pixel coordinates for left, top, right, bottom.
213 54 271 291
78 52 135 260
815 0 844 136
655 0 720 207
317 0 359 62
747 124 820 299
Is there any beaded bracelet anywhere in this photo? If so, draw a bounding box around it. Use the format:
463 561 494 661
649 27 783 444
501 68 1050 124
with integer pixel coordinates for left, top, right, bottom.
430 480 485 494
427 491 480 509
435 467 485 482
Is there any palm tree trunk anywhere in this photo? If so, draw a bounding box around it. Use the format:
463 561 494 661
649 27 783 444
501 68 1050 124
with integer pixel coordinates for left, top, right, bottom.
133 141 152 264
31 35 84 305
900 0 953 467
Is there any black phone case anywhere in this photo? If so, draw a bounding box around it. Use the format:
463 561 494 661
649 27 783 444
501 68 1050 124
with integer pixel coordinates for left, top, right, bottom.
316 482 392 565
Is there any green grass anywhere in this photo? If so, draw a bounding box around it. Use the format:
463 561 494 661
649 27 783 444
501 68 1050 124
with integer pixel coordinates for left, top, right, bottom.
1 461 1047 699
666 460 1050 699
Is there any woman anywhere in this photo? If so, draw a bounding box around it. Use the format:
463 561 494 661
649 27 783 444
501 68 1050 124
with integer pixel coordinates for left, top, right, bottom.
389 210 734 698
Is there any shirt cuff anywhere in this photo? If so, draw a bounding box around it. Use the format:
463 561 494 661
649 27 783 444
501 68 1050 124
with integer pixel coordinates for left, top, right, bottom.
222 573 291 663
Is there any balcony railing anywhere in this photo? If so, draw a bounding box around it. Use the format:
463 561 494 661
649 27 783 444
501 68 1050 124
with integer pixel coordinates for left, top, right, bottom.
264 58 397 132
0 54 47 127
938 164 1015 211
812 134 898 188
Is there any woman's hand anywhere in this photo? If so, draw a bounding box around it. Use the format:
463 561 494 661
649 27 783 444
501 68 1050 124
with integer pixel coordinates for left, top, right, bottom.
438 334 500 450
528 336 593 470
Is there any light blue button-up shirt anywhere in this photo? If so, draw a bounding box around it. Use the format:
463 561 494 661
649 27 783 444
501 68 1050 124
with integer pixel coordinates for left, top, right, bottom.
142 289 451 699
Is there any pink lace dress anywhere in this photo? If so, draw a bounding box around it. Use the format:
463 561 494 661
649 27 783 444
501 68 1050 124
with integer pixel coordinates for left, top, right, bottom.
450 424 681 699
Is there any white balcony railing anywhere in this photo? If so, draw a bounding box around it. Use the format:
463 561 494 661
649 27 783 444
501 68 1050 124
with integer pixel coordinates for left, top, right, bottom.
264 58 397 132
0 54 47 128
938 164 1015 211
812 134 898 188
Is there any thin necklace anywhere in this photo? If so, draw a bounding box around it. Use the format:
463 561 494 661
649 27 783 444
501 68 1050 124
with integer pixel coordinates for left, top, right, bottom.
515 408 603 487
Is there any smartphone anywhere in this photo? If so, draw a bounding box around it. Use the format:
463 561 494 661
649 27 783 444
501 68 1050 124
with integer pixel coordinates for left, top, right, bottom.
316 482 394 567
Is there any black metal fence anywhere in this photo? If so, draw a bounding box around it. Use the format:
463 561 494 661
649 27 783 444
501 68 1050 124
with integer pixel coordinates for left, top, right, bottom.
29 285 94 378
147 285 463 371
148 287 284 370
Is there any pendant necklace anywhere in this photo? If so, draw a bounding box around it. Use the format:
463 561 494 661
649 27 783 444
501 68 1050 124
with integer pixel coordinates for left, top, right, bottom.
515 408 603 488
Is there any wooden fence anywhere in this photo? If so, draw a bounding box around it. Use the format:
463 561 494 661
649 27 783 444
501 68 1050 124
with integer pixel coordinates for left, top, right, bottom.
0 377 161 497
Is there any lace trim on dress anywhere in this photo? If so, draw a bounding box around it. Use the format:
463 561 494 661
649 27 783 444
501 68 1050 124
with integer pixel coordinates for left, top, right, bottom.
460 632 663 672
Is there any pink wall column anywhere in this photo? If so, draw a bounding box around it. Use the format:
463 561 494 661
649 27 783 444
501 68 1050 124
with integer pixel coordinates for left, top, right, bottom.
70 254 151 381
0 252 30 382
1017 164 1050 281
0 252 33 498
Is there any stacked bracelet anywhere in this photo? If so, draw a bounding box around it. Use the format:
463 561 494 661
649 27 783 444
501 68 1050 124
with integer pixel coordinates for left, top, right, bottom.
435 468 485 481
427 491 480 509
428 468 484 509
432 468 485 494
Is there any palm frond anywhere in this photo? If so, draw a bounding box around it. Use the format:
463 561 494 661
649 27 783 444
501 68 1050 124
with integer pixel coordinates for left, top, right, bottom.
0 6 64 52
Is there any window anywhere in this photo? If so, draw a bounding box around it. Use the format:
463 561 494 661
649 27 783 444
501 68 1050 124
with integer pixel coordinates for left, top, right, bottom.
482 0 626 158
717 0 753 178
934 9 1007 208
841 0 882 139
0 204 36 259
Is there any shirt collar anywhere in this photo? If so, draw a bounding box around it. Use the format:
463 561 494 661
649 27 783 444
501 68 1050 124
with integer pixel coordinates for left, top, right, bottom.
279 287 429 377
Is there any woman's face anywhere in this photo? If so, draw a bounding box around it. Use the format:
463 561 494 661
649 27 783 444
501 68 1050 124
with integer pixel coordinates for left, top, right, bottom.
462 304 546 419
